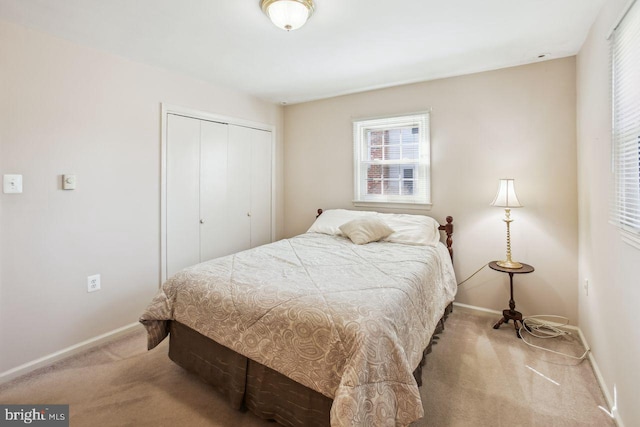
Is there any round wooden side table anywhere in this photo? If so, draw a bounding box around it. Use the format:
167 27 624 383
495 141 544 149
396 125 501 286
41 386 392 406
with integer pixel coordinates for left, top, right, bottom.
489 261 535 338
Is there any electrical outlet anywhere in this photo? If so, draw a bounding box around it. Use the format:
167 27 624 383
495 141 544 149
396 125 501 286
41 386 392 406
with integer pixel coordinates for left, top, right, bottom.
584 279 589 296
88 274 101 293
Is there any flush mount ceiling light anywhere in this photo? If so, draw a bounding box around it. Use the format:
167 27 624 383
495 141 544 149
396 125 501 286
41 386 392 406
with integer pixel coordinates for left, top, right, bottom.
260 0 315 31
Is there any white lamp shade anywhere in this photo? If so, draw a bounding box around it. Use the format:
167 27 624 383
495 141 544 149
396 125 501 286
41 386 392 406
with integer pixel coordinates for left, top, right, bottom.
265 0 313 31
491 179 523 208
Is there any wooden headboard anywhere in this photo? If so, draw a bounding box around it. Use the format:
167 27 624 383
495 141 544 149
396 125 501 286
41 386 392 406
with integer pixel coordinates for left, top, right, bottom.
315 208 454 262
438 216 454 262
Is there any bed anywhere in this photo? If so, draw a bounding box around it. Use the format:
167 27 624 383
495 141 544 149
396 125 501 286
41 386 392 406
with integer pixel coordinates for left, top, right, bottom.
140 209 456 426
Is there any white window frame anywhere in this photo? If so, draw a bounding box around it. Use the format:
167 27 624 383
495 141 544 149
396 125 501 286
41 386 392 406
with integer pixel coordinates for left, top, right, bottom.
352 112 431 209
610 0 640 249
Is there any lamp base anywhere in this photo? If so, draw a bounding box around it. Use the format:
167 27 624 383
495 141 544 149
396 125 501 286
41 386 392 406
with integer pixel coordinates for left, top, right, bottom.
497 260 523 269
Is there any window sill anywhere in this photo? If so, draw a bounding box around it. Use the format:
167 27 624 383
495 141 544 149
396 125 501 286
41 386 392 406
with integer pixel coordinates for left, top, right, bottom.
352 200 433 211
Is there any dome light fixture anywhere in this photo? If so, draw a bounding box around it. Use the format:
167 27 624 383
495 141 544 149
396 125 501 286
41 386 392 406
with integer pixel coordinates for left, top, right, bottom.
260 0 315 31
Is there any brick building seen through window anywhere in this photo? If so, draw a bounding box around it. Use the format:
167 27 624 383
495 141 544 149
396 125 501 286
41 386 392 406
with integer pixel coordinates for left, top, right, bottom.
366 126 419 196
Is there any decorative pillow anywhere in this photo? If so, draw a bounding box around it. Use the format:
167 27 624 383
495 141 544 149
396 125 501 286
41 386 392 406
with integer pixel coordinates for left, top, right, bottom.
339 217 394 245
378 213 441 246
306 209 376 235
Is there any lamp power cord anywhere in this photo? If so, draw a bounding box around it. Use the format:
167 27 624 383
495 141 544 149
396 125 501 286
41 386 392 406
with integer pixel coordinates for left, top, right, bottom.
519 315 590 361
456 263 488 287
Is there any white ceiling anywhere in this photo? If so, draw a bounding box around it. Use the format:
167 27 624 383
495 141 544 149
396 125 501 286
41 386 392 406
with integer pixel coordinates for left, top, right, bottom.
0 0 606 105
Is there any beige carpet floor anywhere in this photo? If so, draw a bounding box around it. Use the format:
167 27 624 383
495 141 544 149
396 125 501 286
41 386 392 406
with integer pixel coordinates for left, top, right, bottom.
0 308 615 427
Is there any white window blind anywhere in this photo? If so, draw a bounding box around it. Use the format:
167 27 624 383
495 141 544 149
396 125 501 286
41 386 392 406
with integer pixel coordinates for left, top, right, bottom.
353 113 430 207
611 0 640 234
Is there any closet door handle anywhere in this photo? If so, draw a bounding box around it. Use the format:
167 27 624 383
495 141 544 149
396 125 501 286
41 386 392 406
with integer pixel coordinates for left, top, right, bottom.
247 212 251 217
200 219 205 224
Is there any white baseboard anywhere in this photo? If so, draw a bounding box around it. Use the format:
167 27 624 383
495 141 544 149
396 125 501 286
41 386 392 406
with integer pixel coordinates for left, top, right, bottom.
453 301 501 316
576 329 623 427
453 301 623 427
0 322 143 384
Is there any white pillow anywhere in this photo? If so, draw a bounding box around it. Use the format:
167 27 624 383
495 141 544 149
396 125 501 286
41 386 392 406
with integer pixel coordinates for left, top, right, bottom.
306 209 376 235
378 213 441 246
339 217 394 245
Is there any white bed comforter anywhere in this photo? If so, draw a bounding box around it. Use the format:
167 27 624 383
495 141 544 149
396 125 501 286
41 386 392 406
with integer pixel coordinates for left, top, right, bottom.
140 233 457 426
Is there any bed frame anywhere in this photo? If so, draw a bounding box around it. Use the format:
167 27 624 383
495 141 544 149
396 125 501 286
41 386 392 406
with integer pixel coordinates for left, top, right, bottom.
168 211 454 427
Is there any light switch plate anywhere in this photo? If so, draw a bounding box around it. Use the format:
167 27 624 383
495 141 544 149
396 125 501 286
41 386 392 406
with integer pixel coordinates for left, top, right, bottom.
88 274 101 293
3 174 23 194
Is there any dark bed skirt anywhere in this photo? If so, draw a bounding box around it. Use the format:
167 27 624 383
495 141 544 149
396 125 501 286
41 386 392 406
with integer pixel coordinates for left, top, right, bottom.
168 302 453 426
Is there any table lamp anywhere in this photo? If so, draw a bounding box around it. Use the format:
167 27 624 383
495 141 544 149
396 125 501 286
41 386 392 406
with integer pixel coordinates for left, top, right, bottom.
491 178 523 269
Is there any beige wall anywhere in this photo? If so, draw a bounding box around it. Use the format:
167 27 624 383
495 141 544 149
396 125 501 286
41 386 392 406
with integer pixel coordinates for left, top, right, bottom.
284 58 578 321
577 0 640 425
0 20 283 374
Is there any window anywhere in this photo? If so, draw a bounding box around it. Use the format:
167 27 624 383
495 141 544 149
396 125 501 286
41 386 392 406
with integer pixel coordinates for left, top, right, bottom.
353 113 430 207
611 0 640 238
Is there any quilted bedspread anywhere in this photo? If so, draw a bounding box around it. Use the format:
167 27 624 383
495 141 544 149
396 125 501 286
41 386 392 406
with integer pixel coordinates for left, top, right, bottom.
140 232 457 426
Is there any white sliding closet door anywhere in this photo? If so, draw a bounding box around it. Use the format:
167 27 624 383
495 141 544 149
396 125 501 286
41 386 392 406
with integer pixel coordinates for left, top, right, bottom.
250 128 273 248
166 114 201 277
226 125 253 254
199 120 229 261
164 109 273 281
